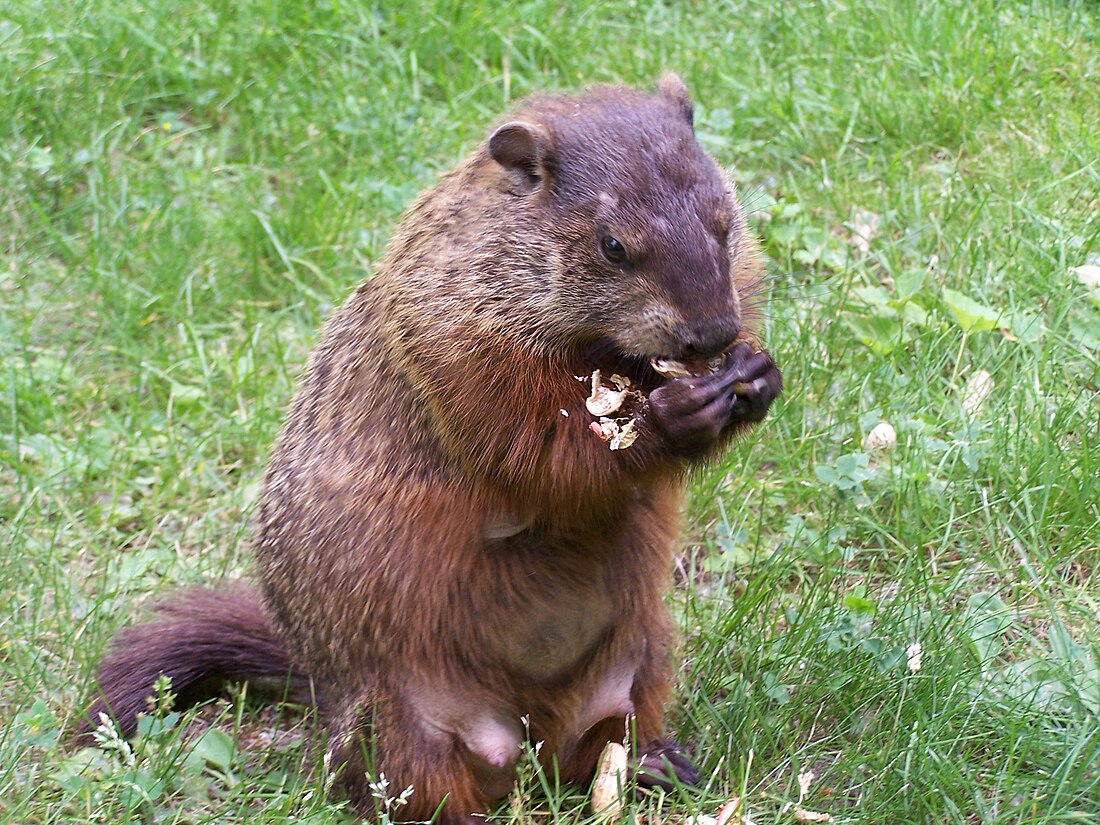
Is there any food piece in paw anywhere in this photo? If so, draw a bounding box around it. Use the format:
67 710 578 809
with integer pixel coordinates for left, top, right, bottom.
651 353 756 396
649 358 696 379
650 354 727 378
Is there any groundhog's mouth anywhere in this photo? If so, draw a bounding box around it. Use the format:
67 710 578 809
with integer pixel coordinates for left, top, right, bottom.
580 338 732 393
580 339 664 392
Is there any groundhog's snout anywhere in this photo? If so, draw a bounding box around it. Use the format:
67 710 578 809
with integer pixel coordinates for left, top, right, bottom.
676 313 741 359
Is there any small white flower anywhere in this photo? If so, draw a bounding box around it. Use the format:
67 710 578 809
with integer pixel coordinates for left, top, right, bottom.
962 370 994 417
847 209 881 254
1072 264 1100 289
907 641 923 672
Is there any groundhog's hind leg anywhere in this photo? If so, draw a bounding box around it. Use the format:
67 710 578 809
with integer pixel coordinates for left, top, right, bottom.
327 691 509 825
628 645 701 791
557 645 700 793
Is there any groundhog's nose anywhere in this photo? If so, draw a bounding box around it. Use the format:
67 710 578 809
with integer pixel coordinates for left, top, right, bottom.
680 314 741 359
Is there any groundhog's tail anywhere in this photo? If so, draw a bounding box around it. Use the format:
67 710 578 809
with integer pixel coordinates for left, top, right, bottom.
75 585 311 742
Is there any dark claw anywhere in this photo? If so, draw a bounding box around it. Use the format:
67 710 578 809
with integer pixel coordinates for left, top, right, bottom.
632 739 701 792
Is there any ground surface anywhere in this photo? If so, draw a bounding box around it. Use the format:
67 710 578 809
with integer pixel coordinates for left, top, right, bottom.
1 1 1098 823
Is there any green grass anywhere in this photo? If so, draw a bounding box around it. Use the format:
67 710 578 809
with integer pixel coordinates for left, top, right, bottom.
2 0 1099 822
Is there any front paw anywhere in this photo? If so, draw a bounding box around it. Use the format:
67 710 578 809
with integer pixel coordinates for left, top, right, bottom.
646 342 780 454
648 368 738 454
726 342 782 424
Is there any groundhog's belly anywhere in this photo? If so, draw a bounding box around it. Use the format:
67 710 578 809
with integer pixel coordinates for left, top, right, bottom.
481 530 619 681
496 583 615 681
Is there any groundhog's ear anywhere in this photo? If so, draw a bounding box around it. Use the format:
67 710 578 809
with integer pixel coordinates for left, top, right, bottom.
657 72 694 130
488 121 551 193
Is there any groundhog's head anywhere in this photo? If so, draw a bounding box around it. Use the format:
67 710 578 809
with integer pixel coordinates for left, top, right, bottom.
487 74 755 369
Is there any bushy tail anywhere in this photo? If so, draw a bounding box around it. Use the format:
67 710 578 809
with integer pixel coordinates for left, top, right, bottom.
77 585 311 741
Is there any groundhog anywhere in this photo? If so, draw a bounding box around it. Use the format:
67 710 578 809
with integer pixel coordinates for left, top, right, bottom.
81 74 782 824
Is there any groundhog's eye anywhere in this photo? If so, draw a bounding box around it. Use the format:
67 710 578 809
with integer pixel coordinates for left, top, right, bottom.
599 235 628 265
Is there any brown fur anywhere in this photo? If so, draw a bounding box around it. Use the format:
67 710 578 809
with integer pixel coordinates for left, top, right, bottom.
81 586 311 730
81 75 780 824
